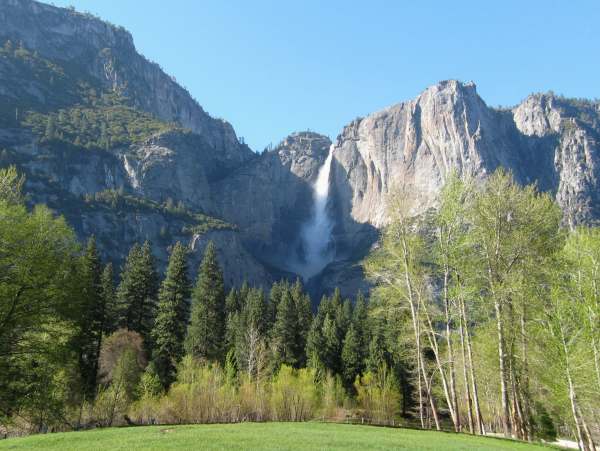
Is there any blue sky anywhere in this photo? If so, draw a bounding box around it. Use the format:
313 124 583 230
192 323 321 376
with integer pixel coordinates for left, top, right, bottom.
50 0 599 151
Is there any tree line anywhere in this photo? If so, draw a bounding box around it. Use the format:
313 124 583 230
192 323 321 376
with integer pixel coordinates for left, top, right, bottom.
1 165 599 449
0 166 391 436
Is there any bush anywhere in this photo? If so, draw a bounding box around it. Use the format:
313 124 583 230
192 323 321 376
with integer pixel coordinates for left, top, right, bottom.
99 329 146 388
354 364 400 425
270 365 318 421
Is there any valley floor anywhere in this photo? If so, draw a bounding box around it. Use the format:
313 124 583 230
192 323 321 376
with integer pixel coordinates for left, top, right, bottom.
0 422 562 450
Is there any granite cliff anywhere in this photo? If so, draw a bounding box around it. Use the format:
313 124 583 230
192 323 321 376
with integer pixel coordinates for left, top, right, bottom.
1 1 600 297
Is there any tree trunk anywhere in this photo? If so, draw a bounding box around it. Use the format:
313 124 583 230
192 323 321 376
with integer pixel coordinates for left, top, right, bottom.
494 300 512 437
461 296 485 434
520 310 531 441
588 307 600 392
421 355 441 431
421 297 459 431
443 266 460 431
458 304 474 434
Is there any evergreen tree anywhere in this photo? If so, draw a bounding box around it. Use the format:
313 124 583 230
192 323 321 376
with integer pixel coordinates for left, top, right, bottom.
239 281 250 305
185 241 225 361
245 287 268 335
151 242 191 387
366 326 387 373
117 241 159 349
272 289 301 368
341 323 362 389
225 287 241 314
291 279 312 367
322 313 342 373
306 314 326 370
101 262 118 334
340 298 353 332
77 236 105 399
352 291 369 366
269 280 285 325
225 288 241 351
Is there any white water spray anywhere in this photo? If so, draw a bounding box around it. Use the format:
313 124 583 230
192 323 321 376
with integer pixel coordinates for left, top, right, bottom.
293 145 335 280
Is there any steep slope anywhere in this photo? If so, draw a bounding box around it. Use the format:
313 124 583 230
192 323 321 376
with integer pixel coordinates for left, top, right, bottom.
0 0 332 288
214 132 331 273
2 1 600 297
0 0 252 166
330 81 600 246
0 0 266 285
323 81 600 295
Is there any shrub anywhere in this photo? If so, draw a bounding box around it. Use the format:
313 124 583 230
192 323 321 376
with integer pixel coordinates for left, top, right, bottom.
354 364 400 425
270 365 318 421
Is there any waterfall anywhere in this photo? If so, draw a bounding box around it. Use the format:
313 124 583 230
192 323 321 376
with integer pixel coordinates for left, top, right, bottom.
293 145 335 280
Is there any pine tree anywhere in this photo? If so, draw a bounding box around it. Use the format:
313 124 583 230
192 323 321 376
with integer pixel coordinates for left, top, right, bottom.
245 287 268 335
77 236 105 399
322 313 342 373
341 324 362 389
185 241 225 361
306 294 329 370
225 288 241 351
151 242 191 387
225 287 241 314
291 279 312 367
272 289 300 368
306 317 326 371
353 291 369 365
101 263 118 334
117 241 159 349
269 280 285 325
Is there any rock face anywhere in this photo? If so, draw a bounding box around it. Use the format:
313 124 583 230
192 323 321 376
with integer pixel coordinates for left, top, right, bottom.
0 0 325 288
0 0 253 167
214 132 331 272
2 1 600 298
329 80 600 254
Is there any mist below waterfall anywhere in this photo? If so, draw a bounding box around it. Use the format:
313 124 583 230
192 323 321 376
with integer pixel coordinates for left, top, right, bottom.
291 146 335 280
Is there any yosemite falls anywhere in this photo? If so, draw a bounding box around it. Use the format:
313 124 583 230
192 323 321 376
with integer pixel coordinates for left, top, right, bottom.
293 145 335 280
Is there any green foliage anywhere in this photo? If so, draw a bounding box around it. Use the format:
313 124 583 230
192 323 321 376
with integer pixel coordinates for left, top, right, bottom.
354 364 400 426
75 236 106 400
0 165 25 205
341 324 362 390
116 242 159 349
185 242 225 361
83 189 233 236
0 40 178 146
0 189 81 423
272 290 302 368
23 99 177 151
101 263 118 335
270 365 318 421
151 242 191 388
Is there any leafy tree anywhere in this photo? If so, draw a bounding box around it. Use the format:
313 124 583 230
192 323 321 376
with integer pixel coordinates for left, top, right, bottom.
185 242 225 361
468 170 562 437
0 168 81 423
151 242 191 387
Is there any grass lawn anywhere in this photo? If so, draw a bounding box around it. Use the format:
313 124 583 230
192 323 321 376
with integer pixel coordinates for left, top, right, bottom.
0 422 560 450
